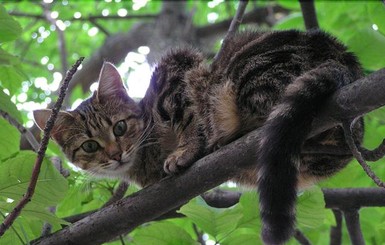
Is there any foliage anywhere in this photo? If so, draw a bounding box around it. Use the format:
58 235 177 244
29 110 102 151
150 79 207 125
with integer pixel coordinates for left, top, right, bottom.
0 1 385 244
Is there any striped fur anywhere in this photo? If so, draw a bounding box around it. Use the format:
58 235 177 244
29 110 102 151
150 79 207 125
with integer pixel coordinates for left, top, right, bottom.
34 30 364 244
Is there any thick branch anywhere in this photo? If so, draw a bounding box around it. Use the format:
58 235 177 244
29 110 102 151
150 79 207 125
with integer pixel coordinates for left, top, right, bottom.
33 69 385 244
323 188 385 209
311 68 385 137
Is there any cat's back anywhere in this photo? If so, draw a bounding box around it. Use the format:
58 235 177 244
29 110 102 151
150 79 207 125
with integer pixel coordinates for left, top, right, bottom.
213 30 362 116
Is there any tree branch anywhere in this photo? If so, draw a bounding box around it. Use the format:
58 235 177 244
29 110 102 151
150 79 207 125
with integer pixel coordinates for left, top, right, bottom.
330 209 343 245
9 11 157 22
311 68 385 137
32 68 385 244
41 3 68 76
342 209 365 245
0 58 84 237
102 181 129 208
64 22 153 106
196 5 289 38
212 0 248 66
0 109 40 152
299 0 319 30
323 188 385 209
343 120 385 187
201 189 241 208
294 229 312 245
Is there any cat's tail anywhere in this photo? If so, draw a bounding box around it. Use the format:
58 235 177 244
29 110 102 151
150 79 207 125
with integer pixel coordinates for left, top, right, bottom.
257 61 354 245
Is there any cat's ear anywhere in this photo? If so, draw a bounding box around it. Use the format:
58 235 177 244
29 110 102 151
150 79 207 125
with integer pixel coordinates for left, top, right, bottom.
33 109 75 144
96 62 128 102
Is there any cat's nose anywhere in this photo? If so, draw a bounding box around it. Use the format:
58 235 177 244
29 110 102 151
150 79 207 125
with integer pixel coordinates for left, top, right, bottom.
111 152 122 162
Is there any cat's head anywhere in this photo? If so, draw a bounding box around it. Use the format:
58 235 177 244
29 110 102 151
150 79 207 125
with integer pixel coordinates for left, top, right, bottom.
33 62 144 179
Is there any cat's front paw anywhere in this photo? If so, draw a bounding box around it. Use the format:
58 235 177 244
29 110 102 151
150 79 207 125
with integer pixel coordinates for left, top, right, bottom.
164 148 196 174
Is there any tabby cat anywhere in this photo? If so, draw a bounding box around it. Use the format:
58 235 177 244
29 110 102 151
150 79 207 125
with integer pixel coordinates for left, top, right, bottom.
34 30 363 244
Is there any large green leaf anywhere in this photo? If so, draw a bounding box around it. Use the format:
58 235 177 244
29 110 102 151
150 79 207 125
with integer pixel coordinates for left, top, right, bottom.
0 66 26 96
296 187 326 229
0 5 22 43
180 200 242 239
273 13 305 31
0 215 30 245
179 201 218 237
0 201 68 227
0 118 19 161
0 48 20 66
367 2 385 35
236 191 261 230
132 222 198 245
346 27 385 71
0 151 68 206
221 229 260 245
0 88 22 124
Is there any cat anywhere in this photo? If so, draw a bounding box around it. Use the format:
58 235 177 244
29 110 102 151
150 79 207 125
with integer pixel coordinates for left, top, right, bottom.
34 30 364 245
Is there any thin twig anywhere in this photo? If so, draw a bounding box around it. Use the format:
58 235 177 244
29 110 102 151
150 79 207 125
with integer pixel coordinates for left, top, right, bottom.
41 3 68 76
358 139 385 161
89 18 110 36
342 120 385 188
9 11 157 21
0 57 84 237
0 109 40 152
299 0 319 30
102 181 129 208
294 229 312 245
193 224 205 245
330 209 343 245
211 0 248 68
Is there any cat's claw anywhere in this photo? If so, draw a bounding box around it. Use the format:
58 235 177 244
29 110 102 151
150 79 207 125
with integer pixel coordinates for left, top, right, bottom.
163 148 195 174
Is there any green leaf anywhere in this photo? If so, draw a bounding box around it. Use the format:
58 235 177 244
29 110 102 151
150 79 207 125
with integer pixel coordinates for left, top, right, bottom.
0 88 22 123
0 214 30 245
180 199 242 239
0 5 22 43
132 222 198 245
273 12 305 31
276 0 300 10
0 151 68 207
0 202 68 227
0 48 20 66
367 1 385 35
179 201 217 236
0 118 20 161
221 229 260 245
0 66 26 96
296 187 326 229
346 27 385 71
237 191 261 230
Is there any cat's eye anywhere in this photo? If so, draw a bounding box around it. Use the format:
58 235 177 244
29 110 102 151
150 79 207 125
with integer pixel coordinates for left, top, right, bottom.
81 140 99 153
113 120 127 136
